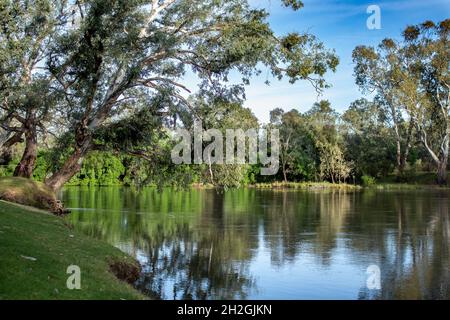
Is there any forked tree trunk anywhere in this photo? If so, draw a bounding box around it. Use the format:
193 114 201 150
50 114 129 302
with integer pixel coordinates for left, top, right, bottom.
421 129 449 186
13 123 37 178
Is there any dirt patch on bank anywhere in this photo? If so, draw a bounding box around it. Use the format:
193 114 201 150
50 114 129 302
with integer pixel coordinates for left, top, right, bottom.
108 258 142 285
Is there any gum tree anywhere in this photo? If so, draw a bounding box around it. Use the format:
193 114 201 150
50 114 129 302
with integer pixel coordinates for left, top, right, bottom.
342 98 395 179
397 20 450 184
353 19 449 184
0 0 72 177
269 108 318 182
43 0 339 191
353 39 415 177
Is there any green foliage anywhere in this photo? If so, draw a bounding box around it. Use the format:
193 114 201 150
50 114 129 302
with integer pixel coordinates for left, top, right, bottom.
185 98 260 188
32 149 127 187
353 19 450 184
36 0 339 189
342 98 396 178
269 107 319 183
1 3 446 190
318 141 352 184
32 151 52 182
0 160 18 177
396 161 424 183
68 152 125 186
361 175 376 187
281 0 304 11
0 0 67 171
2 0 340 189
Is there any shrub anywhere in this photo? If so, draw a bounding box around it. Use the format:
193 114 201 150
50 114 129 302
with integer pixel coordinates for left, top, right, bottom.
361 175 376 187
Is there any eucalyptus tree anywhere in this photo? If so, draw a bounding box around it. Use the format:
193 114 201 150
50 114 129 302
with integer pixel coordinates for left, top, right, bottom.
174 95 260 188
43 0 339 191
269 100 349 184
269 108 318 182
305 100 352 183
353 37 415 177
342 98 396 178
270 108 299 183
354 19 449 184
396 20 450 184
305 100 340 144
317 140 352 184
0 0 73 177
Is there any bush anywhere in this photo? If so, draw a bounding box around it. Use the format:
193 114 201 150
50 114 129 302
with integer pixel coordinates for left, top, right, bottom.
0 159 19 178
361 175 376 187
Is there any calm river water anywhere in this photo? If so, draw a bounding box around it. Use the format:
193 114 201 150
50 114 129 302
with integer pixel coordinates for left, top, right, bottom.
61 187 450 300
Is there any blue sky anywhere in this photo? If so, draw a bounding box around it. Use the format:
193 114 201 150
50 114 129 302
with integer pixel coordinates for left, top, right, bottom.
239 0 450 123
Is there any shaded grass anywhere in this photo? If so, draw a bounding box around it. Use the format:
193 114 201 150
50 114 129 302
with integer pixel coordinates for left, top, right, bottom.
0 177 56 210
0 200 144 300
251 181 361 190
370 183 449 190
376 171 450 189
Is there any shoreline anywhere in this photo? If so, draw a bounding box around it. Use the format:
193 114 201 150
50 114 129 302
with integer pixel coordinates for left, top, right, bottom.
61 181 450 191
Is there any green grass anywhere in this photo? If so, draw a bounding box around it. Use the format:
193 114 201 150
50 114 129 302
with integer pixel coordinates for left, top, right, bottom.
0 200 145 300
375 171 450 189
251 181 361 190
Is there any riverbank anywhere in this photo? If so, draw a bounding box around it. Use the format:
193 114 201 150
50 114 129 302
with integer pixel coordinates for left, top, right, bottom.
368 183 450 190
373 171 450 190
377 171 449 186
251 182 362 190
0 200 145 300
63 180 447 191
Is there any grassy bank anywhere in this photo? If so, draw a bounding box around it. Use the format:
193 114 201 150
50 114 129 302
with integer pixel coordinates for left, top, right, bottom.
368 183 450 190
373 171 450 189
0 177 61 212
251 181 362 190
0 200 144 300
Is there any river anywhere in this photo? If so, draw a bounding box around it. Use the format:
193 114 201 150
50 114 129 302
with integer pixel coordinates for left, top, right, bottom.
61 187 450 300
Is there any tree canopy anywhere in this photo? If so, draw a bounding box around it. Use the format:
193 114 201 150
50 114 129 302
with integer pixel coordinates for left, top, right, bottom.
0 1 448 189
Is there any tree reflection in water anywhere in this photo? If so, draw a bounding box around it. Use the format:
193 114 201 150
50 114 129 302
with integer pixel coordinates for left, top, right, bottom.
63 187 450 300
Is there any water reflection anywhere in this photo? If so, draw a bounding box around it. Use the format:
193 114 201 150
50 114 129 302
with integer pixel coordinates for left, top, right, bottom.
62 188 450 300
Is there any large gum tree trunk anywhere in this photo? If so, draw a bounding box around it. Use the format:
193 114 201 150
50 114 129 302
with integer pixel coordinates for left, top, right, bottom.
282 162 288 183
437 157 448 186
420 126 448 186
396 120 414 178
436 131 449 185
45 133 91 192
13 123 37 178
45 151 85 192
